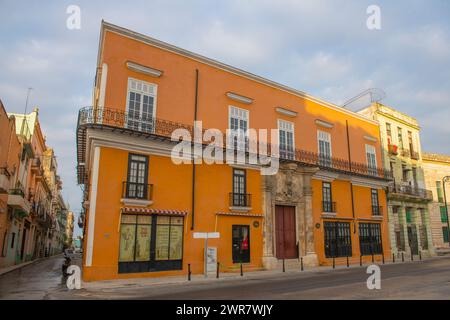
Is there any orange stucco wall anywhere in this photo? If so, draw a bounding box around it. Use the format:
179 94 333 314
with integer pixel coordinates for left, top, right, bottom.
83 147 263 281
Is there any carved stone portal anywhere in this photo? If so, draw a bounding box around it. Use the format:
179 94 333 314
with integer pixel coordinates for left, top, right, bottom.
262 163 319 269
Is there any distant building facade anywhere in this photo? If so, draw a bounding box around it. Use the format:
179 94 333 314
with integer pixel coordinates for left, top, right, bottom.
422 153 450 249
0 100 68 268
359 103 434 258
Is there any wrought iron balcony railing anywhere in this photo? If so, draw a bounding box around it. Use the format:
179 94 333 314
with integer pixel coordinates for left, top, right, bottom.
0 167 10 178
77 107 393 182
410 150 420 160
122 181 153 200
9 188 25 197
388 184 432 199
322 201 336 213
229 193 252 207
388 144 398 155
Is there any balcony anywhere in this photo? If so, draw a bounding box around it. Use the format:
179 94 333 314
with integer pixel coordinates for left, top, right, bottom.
121 181 153 206
400 148 410 158
388 184 433 201
7 188 31 216
0 167 11 194
372 205 383 216
410 150 420 160
229 193 252 211
322 201 336 213
388 144 398 156
76 107 393 184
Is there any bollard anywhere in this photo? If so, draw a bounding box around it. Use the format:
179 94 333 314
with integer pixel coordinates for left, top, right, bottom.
188 264 191 281
301 257 304 271
419 251 422 261
216 262 220 279
371 253 374 263
332 256 335 269
402 252 404 262
392 253 395 263
411 253 414 261
282 259 285 273
240 263 243 276
360 255 362 266
346 256 349 268
382 254 385 265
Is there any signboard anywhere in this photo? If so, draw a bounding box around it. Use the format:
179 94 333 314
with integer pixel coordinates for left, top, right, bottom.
206 247 217 274
193 232 220 239
192 232 220 277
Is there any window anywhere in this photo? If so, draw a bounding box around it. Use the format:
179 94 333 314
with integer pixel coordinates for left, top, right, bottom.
318 130 332 167
155 216 184 261
232 169 248 207
126 78 157 133
232 225 250 263
408 131 414 152
365 144 377 176
229 106 249 151
118 214 184 273
397 127 403 149
436 181 444 202
441 206 448 223
322 182 334 213
386 123 392 138
10 232 15 249
359 223 382 255
126 154 149 199
371 189 380 215
278 119 295 159
443 227 449 243
324 222 352 258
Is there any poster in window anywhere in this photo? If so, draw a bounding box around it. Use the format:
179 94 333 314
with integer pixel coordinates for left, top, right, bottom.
169 225 183 260
135 225 151 261
155 225 169 260
119 224 136 262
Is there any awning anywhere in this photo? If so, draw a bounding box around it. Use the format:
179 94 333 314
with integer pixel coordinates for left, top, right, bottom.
216 212 264 218
121 207 188 216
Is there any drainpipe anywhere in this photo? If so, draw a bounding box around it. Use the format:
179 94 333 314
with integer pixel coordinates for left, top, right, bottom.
346 121 356 233
191 69 199 230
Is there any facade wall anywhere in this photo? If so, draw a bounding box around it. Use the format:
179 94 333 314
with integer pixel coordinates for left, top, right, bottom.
422 154 450 249
80 22 392 281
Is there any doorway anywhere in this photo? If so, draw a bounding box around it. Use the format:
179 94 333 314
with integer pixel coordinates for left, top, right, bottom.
407 225 419 255
275 205 298 259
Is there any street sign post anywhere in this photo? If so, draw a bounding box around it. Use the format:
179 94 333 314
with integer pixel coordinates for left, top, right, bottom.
193 232 220 277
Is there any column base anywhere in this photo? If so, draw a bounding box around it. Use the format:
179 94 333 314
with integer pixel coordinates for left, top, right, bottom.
262 256 279 270
302 253 319 267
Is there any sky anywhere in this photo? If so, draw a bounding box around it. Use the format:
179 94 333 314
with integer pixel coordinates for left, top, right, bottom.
1 0 449 236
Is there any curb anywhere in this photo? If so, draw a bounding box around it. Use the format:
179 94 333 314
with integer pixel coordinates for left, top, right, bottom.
0 254 63 277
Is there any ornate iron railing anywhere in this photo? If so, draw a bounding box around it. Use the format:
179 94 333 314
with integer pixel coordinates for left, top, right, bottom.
388 184 432 199
77 107 393 181
229 193 252 207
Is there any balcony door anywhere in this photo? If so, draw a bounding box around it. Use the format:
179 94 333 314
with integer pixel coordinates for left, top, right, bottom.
126 78 157 133
126 154 149 199
275 205 298 259
232 169 246 207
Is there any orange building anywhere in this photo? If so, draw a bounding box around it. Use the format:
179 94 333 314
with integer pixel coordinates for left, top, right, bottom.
77 21 392 281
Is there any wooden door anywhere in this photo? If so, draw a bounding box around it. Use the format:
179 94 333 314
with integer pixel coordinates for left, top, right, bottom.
275 205 298 259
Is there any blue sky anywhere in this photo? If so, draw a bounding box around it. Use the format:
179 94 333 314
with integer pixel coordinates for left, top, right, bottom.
1 1 449 236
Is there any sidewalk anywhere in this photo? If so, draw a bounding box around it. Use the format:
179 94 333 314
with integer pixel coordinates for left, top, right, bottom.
81 256 436 291
0 255 61 276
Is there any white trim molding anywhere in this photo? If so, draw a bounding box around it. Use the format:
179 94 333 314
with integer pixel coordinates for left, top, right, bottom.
86 146 101 267
226 92 253 105
364 135 378 142
120 198 153 207
315 119 334 129
126 61 163 77
275 107 297 118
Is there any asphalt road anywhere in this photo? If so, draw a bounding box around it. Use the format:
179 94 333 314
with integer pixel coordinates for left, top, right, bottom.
1 255 450 299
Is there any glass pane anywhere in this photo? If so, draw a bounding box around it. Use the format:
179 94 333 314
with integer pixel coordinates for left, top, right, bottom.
135 225 151 261
137 215 152 224
157 216 170 225
119 224 136 262
155 225 170 260
171 217 184 225
121 214 137 224
169 225 183 260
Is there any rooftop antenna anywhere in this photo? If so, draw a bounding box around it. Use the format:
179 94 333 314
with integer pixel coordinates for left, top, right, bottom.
342 88 386 112
24 87 33 114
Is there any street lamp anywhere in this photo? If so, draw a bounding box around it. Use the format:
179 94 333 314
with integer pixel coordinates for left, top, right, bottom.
443 176 450 246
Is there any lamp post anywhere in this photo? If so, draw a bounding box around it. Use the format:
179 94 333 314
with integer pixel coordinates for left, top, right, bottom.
443 176 450 246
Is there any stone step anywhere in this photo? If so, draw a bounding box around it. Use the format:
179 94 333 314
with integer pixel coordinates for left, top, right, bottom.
436 248 450 256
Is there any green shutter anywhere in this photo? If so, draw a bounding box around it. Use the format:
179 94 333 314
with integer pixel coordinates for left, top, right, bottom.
443 227 449 243
441 206 448 222
406 209 412 223
436 181 444 202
